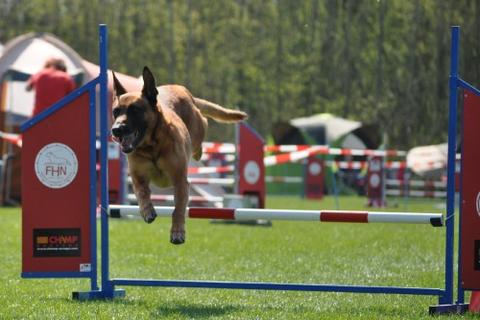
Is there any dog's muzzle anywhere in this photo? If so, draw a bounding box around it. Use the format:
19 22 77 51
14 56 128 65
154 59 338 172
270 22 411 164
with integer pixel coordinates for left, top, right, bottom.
111 123 138 154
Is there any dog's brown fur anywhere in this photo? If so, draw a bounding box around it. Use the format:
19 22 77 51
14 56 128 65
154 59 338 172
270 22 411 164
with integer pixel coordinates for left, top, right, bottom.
111 67 247 244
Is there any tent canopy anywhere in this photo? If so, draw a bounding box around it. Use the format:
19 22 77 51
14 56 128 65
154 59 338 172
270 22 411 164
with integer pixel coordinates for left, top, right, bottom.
0 32 141 123
0 33 86 82
273 113 381 149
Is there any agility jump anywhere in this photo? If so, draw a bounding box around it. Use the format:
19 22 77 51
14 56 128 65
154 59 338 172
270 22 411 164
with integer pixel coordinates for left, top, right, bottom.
109 204 442 225
20 25 480 314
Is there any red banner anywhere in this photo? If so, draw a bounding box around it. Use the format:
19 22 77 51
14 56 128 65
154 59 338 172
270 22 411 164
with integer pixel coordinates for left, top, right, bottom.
305 156 324 199
461 90 480 290
22 93 93 276
238 123 265 208
367 156 385 207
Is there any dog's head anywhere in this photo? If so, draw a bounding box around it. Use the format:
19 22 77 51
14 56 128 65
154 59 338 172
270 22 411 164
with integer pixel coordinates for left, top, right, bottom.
111 66 159 154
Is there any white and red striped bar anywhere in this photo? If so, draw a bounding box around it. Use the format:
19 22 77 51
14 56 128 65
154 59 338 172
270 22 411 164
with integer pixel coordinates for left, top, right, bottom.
265 176 303 183
325 160 406 170
264 146 328 166
188 177 235 186
201 142 236 154
127 176 234 185
188 165 234 174
0 131 22 147
263 148 408 167
200 153 236 162
327 160 367 170
386 190 447 198
386 179 446 188
108 205 443 226
264 145 406 157
126 194 223 205
201 143 407 158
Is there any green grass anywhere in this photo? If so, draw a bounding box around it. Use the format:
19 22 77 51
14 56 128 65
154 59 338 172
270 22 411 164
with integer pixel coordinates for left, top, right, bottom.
0 196 476 319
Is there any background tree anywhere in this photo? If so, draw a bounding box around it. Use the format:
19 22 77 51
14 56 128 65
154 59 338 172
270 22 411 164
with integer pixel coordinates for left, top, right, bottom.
0 0 478 148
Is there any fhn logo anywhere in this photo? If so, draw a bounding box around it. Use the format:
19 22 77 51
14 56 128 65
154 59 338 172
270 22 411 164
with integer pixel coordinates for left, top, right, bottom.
35 143 78 188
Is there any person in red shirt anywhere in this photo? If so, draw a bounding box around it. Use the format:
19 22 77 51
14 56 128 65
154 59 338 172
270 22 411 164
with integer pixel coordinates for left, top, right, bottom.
26 57 76 116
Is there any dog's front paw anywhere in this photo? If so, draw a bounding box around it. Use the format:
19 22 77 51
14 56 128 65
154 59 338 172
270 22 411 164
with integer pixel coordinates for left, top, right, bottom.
141 208 157 224
170 227 185 245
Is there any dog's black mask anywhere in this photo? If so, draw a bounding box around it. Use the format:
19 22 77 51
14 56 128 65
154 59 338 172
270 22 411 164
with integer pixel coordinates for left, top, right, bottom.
111 102 147 154
111 67 159 154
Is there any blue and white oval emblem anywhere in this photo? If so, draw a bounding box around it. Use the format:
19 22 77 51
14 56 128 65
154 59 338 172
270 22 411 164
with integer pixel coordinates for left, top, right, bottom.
369 173 380 188
243 160 260 185
308 162 322 176
35 143 78 189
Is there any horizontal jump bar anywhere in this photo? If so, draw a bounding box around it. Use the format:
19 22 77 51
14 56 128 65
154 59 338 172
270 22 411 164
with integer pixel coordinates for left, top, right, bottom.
108 205 443 226
126 194 223 203
110 278 444 296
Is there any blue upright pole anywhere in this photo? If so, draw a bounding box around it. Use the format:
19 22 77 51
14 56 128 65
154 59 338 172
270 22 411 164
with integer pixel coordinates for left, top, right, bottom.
89 86 98 292
99 24 111 295
453 28 465 307
98 24 125 299
71 25 125 300
441 26 459 306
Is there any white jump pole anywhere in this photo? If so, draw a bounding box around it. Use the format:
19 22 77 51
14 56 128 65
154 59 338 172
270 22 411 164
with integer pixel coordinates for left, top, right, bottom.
109 205 443 226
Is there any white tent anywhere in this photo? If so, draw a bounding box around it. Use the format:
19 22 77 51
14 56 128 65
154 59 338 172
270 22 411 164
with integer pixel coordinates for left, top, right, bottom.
291 113 365 148
0 32 142 125
273 113 381 150
0 33 90 123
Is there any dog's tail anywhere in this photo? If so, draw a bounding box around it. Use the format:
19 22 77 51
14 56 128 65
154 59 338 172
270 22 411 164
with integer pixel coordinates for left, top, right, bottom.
194 97 247 123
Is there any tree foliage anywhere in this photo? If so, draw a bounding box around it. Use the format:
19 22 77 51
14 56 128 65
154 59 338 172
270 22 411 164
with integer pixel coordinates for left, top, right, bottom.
0 0 479 148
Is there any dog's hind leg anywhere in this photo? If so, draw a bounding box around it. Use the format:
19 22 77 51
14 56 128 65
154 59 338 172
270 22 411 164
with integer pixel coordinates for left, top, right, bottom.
170 176 188 244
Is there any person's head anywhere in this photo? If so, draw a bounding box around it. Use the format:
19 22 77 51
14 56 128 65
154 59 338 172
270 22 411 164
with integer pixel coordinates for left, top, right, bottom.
44 57 67 72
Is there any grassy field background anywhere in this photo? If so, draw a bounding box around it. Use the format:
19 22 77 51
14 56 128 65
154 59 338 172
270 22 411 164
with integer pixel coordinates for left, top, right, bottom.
0 195 476 319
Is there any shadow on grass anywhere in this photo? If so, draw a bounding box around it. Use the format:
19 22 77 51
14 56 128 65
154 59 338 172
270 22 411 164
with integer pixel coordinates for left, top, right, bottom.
61 297 239 318
60 296 149 307
153 302 239 318
327 304 428 319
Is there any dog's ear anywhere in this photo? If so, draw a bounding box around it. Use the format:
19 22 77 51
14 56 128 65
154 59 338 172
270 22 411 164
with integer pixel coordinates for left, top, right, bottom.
112 71 126 97
142 66 158 108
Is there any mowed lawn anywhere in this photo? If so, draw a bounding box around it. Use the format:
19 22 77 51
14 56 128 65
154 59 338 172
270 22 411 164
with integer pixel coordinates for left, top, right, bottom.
0 196 475 319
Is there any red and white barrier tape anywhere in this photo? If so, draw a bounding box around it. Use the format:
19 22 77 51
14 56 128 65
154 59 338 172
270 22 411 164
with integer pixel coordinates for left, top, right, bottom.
191 158 406 174
265 176 303 183
126 194 223 204
386 179 446 188
188 177 235 186
264 145 407 157
328 160 406 170
200 153 235 162
202 142 407 157
263 147 408 167
263 146 327 166
201 142 236 154
189 176 303 185
188 165 234 174
0 131 22 147
386 189 446 198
